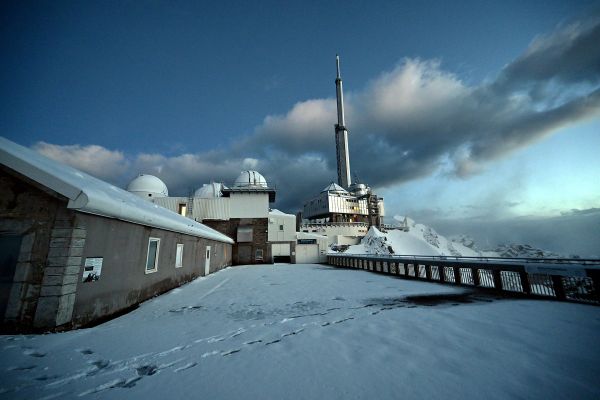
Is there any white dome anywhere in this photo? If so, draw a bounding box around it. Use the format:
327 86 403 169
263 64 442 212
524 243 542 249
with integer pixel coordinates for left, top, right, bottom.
195 182 224 198
233 170 268 188
127 174 169 199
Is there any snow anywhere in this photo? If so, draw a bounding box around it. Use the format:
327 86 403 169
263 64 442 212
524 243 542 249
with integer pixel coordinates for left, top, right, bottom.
0 137 233 244
1 264 599 399
343 217 492 257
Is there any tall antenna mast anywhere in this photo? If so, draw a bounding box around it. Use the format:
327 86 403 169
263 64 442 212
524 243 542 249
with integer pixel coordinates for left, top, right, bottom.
334 54 351 188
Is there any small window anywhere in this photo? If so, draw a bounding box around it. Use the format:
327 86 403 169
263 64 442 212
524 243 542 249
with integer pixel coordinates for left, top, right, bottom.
237 227 253 242
176 243 184 268
255 249 264 261
146 238 160 273
279 224 284 231
178 203 187 216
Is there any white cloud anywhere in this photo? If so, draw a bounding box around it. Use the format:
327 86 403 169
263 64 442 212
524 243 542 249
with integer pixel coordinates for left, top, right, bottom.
33 142 129 182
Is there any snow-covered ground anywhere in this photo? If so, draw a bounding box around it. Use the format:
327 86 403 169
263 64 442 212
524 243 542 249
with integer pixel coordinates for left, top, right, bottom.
1 264 599 400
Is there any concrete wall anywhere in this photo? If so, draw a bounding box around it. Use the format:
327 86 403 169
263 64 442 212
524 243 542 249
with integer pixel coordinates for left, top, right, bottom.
268 212 296 242
229 193 268 218
71 213 231 328
296 232 328 263
299 223 368 245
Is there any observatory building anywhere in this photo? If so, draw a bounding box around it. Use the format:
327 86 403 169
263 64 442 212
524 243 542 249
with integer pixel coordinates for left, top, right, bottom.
131 170 318 265
301 56 384 244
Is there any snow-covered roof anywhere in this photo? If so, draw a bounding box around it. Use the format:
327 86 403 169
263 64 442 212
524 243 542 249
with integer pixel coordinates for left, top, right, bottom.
297 232 327 240
322 182 348 193
0 137 233 244
269 209 293 217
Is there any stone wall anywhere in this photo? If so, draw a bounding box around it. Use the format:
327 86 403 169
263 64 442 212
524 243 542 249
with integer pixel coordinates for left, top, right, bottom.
0 166 69 331
204 218 270 264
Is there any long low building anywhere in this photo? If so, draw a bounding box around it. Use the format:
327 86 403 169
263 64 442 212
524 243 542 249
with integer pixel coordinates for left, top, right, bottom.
0 137 233 332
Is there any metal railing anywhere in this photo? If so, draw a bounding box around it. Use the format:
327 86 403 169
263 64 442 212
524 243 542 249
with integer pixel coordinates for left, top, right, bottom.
327 254 600 304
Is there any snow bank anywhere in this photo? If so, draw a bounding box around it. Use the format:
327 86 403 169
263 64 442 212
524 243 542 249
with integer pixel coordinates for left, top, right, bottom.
342 219 488 257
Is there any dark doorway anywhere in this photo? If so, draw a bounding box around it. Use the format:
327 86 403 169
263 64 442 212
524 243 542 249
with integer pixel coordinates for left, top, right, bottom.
0 235 22 319
237 245 252 264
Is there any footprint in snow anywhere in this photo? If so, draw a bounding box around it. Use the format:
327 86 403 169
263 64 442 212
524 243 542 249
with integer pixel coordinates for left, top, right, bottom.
23 349 46 358
77 348 94 355
7 365 36 371
136 364 158 376
174 362 197 372
34 374 61 381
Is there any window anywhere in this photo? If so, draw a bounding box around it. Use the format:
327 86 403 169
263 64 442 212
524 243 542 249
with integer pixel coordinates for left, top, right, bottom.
178 203 187 216
237 227 253 242
146 238 160 273
279 224 284 231
176 243 184 268
255 249 264 261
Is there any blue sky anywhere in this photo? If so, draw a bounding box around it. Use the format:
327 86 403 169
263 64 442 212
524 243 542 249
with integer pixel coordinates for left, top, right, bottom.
2 0 599 254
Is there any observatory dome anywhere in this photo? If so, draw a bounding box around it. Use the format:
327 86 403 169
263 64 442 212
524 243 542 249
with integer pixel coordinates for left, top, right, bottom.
195 182 224 198
126 174 169 199
233 170 268 188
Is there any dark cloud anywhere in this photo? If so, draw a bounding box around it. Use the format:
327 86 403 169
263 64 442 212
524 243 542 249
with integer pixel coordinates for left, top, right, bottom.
34 14 600 214
560 207 600 216
495 15 600 90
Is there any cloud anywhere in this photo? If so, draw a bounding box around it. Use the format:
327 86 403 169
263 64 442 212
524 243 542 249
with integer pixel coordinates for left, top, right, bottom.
32 13 600 214
560 207 600 216
33 142 129 182
496 15 600 91
428 210 600 258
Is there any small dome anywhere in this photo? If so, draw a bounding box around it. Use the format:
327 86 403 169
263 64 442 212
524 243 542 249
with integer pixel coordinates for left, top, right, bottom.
233 170 268 188
195 182 224 198
127 174 169 199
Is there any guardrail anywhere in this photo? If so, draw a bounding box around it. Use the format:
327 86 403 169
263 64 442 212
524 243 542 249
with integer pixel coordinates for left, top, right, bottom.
327 254 600 305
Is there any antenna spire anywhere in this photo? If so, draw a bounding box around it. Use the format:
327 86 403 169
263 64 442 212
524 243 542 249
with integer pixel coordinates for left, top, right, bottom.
334 55 351 188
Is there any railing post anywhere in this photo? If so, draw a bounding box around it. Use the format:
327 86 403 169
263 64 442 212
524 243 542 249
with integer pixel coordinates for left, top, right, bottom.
519 271 531 295
453 267 462 284
586 269 600 302
492 270 503 291
472 268 480 286
551 275 566 300
425 265 431 280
